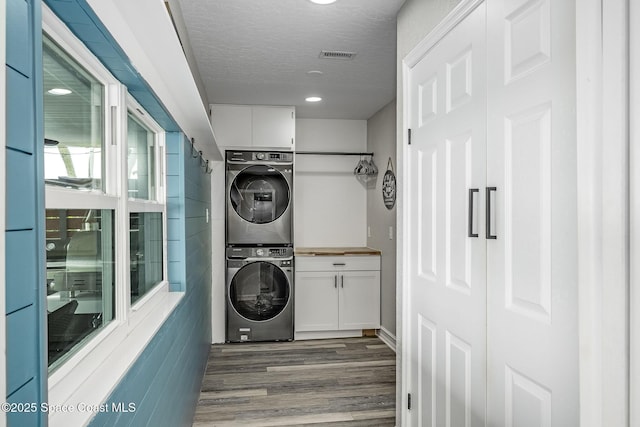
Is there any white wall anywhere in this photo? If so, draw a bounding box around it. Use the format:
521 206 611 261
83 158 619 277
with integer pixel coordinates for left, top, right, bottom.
366 100 397 341
294 119 368 247
210 160 226 343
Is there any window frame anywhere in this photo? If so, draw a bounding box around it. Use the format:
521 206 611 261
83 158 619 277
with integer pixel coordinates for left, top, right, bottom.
125 97 168 309
43 22 120 372
43 6 177 419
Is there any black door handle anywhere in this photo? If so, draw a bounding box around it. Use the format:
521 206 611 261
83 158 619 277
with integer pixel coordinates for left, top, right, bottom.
486 187 497 239
468 188 479 238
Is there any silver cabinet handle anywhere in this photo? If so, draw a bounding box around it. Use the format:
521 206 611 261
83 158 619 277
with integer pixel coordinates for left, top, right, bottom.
340 275 344 288
334 275 337 288
333 263 346 266
468 188 479 238
486 187 497 239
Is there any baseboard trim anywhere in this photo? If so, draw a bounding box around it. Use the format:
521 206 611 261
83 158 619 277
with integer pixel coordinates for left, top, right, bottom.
294 330 363 340
376 326 396 352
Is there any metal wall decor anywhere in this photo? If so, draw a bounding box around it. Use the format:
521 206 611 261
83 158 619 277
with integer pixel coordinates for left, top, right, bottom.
382 157 396 210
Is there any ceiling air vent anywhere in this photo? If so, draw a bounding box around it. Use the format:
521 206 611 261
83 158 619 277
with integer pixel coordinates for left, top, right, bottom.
319 50 357 60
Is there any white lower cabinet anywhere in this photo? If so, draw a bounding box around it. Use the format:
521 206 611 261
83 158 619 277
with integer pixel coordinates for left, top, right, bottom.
295 255 380 338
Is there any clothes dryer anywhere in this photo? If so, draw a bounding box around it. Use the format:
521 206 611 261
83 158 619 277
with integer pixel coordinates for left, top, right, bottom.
226 246 294 342
226 150 293 245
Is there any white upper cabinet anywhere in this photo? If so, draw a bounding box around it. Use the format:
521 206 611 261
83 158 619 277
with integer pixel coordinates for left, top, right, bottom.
210 104 295 151
252 106 295 148
210 105 252 148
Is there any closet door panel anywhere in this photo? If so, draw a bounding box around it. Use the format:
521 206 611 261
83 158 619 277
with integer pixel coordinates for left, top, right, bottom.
406 3 487 425
503 104 552 321
486 0 578 425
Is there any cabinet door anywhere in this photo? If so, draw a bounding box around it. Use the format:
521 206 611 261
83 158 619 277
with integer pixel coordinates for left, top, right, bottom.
210 105 252 148
339 271 380 330
252 106 295 149
294 271 339 331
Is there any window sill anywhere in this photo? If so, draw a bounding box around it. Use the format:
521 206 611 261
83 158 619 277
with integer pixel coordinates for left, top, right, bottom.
47 282 184 427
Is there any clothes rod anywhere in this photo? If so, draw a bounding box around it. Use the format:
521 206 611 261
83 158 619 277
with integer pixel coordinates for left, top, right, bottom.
295 151 374 156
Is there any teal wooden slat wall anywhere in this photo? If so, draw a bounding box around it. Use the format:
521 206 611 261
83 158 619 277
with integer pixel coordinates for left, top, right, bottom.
86 134 212 427
5 1 214 424
5 1 47 426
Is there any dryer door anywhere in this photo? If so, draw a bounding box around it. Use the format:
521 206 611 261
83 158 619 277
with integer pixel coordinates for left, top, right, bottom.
229 261 291 321
229 165 290 224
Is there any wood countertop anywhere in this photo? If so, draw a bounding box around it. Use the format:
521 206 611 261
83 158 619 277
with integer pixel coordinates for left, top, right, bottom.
294 247 381 256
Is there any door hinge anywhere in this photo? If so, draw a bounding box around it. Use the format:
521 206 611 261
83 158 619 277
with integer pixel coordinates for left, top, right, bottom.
408 128 412 145
408 393 412 410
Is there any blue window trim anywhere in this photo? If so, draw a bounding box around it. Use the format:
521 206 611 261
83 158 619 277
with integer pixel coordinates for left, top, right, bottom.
43 0 180 132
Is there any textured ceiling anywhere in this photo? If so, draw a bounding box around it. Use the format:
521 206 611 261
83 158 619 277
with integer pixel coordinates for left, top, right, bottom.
175 0 404 120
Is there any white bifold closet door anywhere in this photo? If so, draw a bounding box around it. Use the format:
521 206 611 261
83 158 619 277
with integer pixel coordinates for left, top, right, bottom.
407 2 488 426
405 0 578 426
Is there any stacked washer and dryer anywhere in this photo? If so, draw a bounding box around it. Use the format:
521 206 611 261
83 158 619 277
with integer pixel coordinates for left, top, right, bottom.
225 150 294 342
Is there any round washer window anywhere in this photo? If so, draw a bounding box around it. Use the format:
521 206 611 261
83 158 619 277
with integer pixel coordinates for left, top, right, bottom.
229 165 290 224
229 261 290 321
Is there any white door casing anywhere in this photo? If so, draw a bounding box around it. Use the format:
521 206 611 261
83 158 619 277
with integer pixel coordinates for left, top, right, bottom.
403 0 579 425
406 2 487 425
631 0 640 422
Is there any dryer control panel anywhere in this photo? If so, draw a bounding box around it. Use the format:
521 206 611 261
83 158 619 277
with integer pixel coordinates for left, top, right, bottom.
227 150 293 164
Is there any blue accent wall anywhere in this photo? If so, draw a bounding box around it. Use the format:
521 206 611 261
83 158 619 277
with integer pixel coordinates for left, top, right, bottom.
5 1 213 425
5 0 47 426
87 134 212 427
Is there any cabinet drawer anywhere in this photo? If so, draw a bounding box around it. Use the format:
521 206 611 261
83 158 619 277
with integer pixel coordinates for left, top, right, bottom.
295 255 380 272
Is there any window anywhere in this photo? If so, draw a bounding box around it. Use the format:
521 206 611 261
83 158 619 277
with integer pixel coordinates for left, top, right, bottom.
43 31 166 370
127 114 156 200
129 212 163 304
43 36 104 192
45 209 114 366
126 108 165 304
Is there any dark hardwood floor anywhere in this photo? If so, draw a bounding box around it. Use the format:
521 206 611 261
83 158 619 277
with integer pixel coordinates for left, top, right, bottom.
192 337 396 426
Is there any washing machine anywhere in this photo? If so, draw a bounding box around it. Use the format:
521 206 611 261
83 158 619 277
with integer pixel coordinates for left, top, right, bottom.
226 150 293 245
226 246 294 342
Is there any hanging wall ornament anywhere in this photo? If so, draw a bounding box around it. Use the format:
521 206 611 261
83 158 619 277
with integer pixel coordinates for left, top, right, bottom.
382 157 396 210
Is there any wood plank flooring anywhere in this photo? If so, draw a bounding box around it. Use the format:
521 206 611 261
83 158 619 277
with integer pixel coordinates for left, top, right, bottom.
192 337 396 427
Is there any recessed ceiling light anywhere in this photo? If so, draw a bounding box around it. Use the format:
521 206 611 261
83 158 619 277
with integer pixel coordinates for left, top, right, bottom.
306 70 324 76
309 0 336 4
47 88 72 95
305 96 322 103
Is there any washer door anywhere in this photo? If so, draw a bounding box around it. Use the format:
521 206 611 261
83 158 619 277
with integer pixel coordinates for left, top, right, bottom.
229 165 290 224
229 261 290 321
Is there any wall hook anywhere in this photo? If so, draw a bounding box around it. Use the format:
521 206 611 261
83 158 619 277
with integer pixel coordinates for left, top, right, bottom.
191 138 199 158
